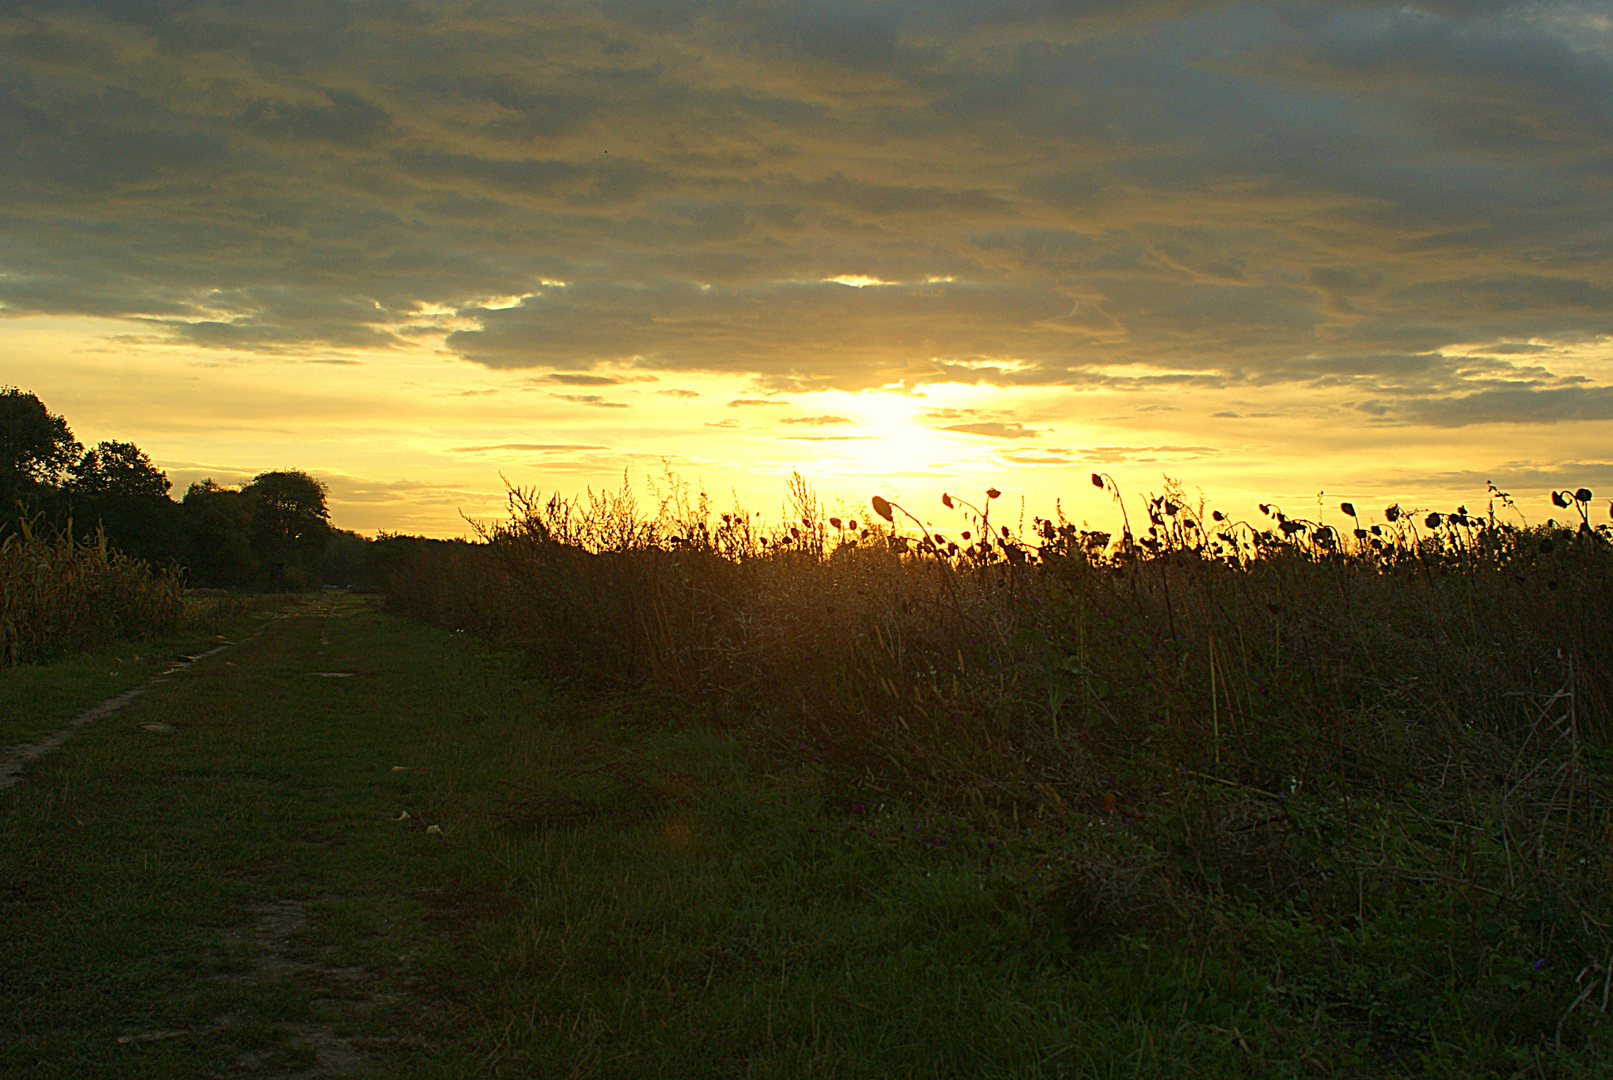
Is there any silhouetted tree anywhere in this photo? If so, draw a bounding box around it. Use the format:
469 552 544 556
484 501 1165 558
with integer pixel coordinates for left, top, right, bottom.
244 469 331 564
66 441 171 500
179 479 258 588
0 388 80 512
65 441 180 563
0 388 362 590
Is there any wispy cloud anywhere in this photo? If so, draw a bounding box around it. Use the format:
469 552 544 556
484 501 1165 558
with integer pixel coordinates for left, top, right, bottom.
555 394 629 409
453 443 609 453
936 421 1042 439
542 373 628 386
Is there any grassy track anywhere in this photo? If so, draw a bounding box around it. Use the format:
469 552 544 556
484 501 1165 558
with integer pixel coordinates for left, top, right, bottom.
0 602 287 753
0 598 1603 1077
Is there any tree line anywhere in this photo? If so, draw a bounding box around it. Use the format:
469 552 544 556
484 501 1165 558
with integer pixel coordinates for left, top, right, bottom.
0 387 374 589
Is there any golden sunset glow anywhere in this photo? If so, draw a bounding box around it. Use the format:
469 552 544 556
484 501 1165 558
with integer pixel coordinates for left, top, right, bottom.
2 3 1610 535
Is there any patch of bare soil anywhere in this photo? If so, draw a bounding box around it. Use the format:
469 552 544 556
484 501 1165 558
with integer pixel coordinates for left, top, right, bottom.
113 896 429 1078
207 898 399 1078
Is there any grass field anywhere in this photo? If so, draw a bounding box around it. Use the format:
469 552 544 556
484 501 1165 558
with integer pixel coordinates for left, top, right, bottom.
1 593 1608 1077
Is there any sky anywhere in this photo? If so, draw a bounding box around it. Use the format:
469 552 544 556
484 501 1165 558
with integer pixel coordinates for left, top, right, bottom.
2 0 1611 537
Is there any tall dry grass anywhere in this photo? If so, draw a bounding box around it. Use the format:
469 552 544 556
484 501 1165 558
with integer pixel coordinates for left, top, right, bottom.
0 515 185 665
383 474 1613 992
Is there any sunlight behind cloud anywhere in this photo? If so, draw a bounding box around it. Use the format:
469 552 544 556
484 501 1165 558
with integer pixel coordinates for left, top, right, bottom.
1 0 1610 534
823 275 897 288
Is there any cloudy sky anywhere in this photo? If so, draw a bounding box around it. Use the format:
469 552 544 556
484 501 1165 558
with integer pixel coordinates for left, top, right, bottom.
3 0 1611 536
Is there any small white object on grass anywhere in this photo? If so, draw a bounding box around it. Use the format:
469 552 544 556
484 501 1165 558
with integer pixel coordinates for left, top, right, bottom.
425 824 443 836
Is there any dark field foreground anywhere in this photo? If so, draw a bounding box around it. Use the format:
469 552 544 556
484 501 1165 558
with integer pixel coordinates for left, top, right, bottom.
0 529 1609 1075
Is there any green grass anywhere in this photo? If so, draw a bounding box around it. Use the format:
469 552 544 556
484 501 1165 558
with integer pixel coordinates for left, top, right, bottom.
1 597 1607 1077
0 596 295 750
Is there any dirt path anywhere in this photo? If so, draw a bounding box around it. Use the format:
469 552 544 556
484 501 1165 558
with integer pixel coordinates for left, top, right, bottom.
0 594 454 1079
0 643 234 791
0 603 307 791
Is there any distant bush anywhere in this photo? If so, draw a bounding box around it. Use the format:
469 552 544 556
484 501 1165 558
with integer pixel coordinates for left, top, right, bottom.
0 515 184 664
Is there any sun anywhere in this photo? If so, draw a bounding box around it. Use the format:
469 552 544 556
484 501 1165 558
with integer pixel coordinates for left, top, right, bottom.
849 389 926 433
764 386 995 489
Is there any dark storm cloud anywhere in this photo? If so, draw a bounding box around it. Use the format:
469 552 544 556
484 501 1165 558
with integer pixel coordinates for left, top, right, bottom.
0 0 1609 421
